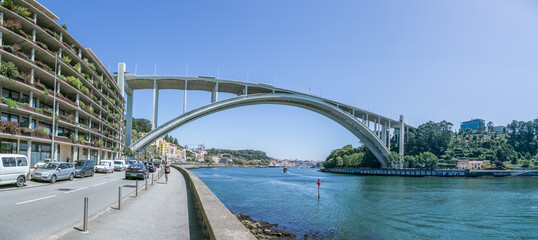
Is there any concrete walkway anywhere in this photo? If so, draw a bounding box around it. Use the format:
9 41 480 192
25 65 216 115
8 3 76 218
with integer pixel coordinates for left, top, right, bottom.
58 168 205 240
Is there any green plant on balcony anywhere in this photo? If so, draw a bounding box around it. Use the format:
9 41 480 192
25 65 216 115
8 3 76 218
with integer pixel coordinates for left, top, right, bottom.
114 123 119 129
26 34 33 41
17 72 31 83
70 133 78 143
35 108 43 114
92 96 98 102
34 126 50 135
79 101 85 108
36 41 48 50
88 106 94 114
61 55 71 64
107 109 112 115
66 75 82 89
1 97 20 108
15 6 31 18
114 113 120 120
74 63 82 73
81 86 89 95
55 33 61 41
43 88 49 96
1 0 14 10
1 120 19 134
60 24 68 31
82 73 90 80
108 97 116 105
0 61 20 79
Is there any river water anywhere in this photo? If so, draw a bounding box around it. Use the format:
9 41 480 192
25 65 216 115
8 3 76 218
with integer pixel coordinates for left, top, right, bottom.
190 167 538 239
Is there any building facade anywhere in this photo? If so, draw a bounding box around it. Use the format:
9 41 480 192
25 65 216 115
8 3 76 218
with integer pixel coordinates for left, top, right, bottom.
460 119 485 131
156 138 183 161
0 0 125 167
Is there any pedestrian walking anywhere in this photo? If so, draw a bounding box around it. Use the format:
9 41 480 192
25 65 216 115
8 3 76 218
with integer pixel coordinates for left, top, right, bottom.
165 160 171 184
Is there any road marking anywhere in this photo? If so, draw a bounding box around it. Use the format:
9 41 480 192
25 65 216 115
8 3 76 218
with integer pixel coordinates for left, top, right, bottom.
64 187 88 194
93 182 108 187
109 178 120 182
16 195 56 205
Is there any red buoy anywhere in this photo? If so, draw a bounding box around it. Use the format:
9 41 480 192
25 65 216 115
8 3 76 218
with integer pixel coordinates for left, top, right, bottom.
317 178 321 199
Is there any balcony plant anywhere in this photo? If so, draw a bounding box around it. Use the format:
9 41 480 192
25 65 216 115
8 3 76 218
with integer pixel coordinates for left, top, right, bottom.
0 61 20 79
17 72 31 83
108 97 116 105
83 58 96 71
1 0 15 10
81 86 89 95
36 61 53 72
1 121 19 134
79 101 85 108
35 108 43 114
20 127 32 136
74 62 82 73
35 41 48 50
3 19 22 32
15 6 31 18
66 75 82 89
1 97 20 108
70 133 78 143
61 55 71 64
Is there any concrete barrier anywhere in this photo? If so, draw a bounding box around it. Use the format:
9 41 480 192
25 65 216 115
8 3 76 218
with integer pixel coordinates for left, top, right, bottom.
172 165 256 240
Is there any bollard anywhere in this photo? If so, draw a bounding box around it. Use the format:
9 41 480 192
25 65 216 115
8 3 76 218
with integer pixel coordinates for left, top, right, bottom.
152 174 154 185
136 180 138 198
145 177 148 190
82 197 89 232
118 186 122 210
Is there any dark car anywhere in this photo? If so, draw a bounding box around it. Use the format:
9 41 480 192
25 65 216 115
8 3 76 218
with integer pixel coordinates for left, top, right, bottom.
74 160 94 178
125 164 147 180
146 162 156 172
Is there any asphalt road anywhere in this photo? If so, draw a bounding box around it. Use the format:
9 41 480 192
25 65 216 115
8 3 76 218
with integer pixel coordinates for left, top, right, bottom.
0 169 162 240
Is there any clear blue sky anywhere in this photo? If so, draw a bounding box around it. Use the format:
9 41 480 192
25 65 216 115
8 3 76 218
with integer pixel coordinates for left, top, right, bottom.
42 0 538 161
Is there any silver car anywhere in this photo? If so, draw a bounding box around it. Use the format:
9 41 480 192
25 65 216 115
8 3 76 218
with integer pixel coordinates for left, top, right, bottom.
32 162 75 183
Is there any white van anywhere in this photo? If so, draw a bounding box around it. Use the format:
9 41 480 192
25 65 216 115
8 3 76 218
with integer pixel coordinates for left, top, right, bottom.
113 160 126 171
95 160 115 173
0 154 30 187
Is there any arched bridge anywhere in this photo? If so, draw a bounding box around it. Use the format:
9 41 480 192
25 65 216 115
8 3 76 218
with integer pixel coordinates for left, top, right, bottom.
117 63 411 168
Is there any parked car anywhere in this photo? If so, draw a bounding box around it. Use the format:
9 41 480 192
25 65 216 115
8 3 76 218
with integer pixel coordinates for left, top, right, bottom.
146 162 156 172
95 160 115 173
74 160 94 178
127 160 137 166
34 158 55 170
125 164 148 180
32 162 75 183
152 159 162 167
113 160 127 171
0 154 30 187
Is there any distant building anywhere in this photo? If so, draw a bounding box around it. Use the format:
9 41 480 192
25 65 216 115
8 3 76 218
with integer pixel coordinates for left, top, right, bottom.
492 126 506 133
461 119 485 131
457 160 489 170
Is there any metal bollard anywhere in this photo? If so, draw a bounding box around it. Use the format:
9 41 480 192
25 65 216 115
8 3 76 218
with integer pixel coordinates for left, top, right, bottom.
118 186 122 210
82 197 89 232
152 174 154 185
136 180 138 197
145 177 148 190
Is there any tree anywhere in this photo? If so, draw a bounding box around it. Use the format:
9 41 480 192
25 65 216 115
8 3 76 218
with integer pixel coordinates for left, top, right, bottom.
125 146 133 157
204 157 215 164
132 118 151 133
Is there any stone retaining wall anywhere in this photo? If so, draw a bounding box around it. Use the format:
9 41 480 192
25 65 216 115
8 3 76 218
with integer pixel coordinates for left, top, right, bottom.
172 165 256 240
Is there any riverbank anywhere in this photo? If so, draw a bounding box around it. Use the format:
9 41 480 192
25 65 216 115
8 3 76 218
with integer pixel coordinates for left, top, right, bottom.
322 167 538 177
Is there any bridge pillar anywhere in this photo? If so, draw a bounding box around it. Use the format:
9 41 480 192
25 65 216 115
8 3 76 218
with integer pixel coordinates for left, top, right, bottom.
243 85 248 95
388 121 391 150
211 82 219 103
117 63 125 95
126 93 134 146
382 122 387 146
184 80 188 113
399 115 405 167
152 79 159 130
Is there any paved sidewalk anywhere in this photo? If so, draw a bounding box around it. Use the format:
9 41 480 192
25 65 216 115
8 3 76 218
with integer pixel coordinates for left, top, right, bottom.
58 168 205 240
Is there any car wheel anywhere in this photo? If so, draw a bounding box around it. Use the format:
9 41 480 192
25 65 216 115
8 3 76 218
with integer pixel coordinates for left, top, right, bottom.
16 176 25 187
69 173 74 181
50 175 57 183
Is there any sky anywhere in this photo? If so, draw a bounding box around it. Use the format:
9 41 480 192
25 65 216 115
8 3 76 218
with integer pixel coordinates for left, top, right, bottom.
41 0 538 161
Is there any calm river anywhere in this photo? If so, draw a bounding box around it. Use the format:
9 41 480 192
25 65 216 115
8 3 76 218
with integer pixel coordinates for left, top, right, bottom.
191 167 538 239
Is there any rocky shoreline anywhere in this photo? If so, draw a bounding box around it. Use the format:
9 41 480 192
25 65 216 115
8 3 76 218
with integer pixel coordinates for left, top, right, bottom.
235 213 320 240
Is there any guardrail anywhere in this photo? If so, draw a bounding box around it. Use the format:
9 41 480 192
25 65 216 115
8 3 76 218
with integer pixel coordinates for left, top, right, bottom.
172 165 256 240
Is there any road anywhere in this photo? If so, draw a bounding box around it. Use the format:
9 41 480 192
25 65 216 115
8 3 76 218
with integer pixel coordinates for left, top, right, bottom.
0 169 162 240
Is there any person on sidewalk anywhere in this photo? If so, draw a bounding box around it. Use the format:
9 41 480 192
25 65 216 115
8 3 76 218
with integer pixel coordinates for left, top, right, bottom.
165 160 171 184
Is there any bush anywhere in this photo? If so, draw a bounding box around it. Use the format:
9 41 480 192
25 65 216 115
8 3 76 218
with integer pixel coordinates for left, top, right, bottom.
61 55 71 64
15 6 31 18
74 63 82 73
1 97 20 108
1 0 14 10
81 86 89 95
35 108 43 114
108 97 116 105
34 126 50 135
1 61 20 79
79 101 85 108
3 19 22 31
1 121 19 134
66 75 82 89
